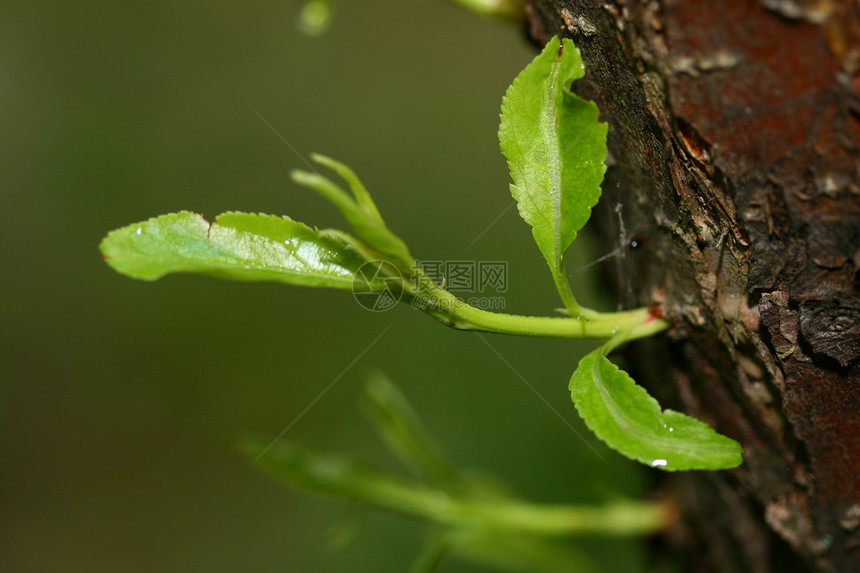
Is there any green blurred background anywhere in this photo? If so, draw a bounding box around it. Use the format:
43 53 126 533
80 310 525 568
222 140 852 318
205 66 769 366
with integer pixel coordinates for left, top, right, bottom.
1 1 652 571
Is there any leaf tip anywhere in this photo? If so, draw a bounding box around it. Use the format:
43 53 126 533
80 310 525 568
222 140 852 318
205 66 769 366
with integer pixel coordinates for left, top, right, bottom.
290 169 315 185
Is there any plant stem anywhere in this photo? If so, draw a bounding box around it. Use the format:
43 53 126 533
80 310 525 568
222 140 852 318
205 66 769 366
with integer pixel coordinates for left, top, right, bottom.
255 441 673 537
388 484 671 537
405 279 669 341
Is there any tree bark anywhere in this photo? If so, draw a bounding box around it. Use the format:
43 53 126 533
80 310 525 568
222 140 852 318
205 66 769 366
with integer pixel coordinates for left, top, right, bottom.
523 1 860 571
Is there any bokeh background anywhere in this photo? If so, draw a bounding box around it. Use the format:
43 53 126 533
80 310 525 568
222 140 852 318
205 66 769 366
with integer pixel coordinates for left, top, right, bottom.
2 1 654 571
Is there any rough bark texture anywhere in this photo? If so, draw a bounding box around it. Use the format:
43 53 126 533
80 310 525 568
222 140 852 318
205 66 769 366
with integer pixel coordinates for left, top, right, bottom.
523 1 860 571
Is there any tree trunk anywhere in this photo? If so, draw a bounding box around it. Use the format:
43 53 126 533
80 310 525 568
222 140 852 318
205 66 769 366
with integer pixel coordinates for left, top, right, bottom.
523 1 860 571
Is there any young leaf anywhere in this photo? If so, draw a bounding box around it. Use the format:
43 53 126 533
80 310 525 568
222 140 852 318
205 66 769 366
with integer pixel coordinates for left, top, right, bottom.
100 211 388 290
291 155 413 270
361 372 465 489
311 153 384 222
569 344 743 471
499 35 608 315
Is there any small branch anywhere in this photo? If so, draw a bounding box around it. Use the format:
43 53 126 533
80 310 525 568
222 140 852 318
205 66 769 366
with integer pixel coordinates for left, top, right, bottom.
405 278 670 341
252 441 673 537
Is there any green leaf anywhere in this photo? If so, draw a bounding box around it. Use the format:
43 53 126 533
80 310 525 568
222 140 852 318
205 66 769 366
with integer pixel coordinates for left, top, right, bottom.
569 344 744 471
499 35 608 314
100 211 388 290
